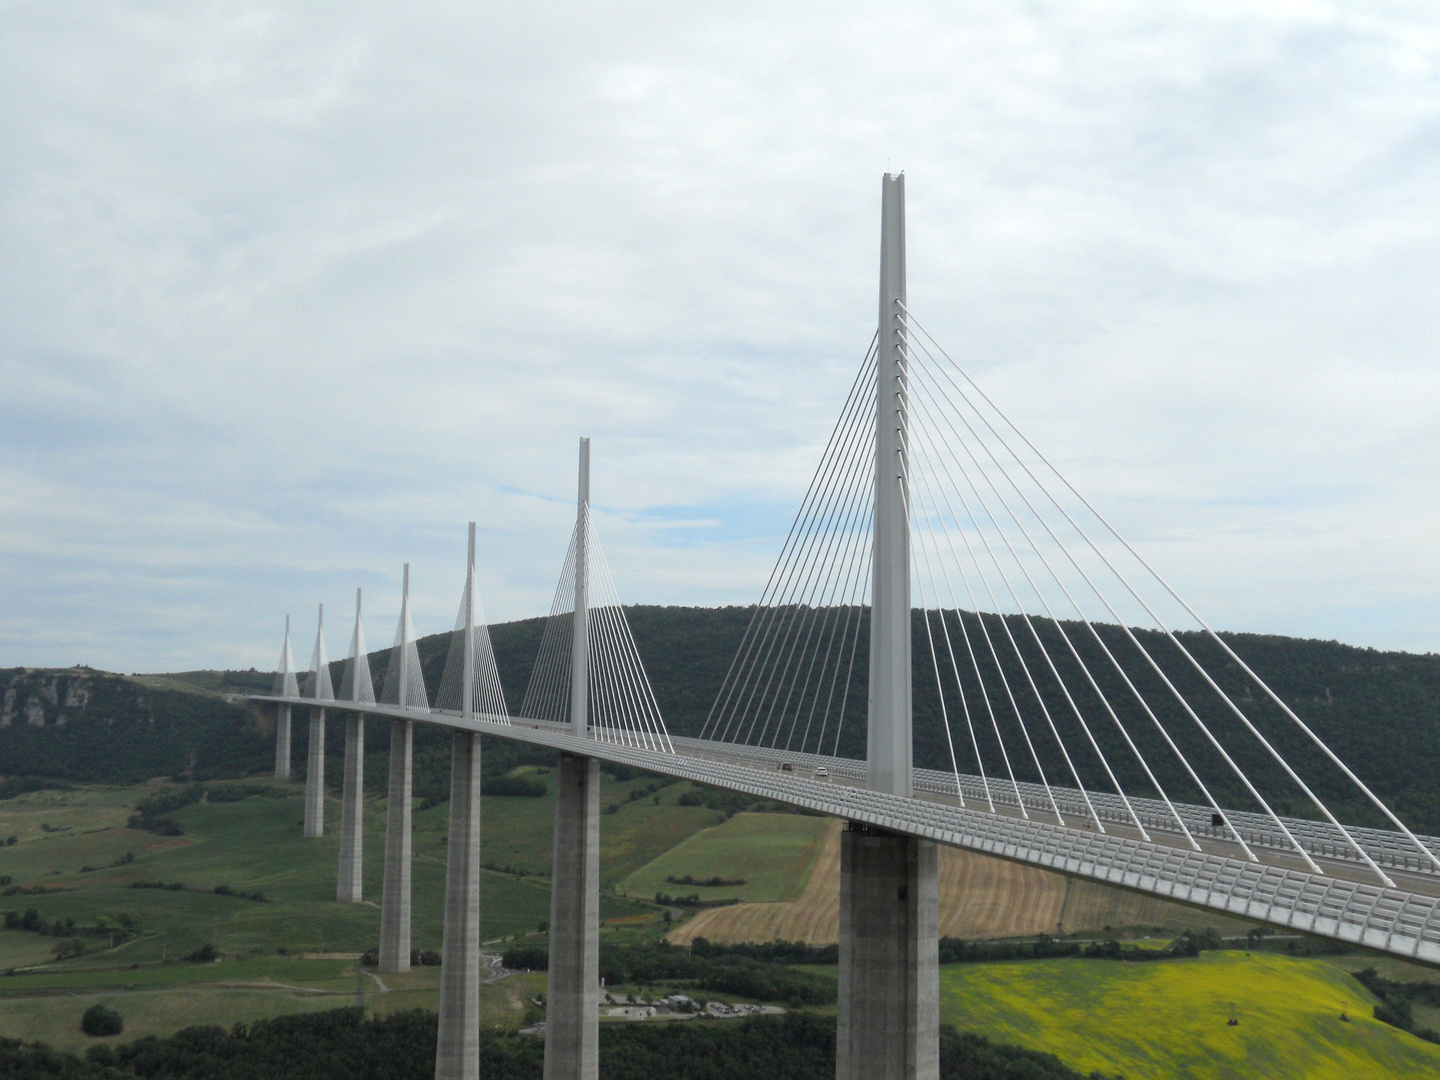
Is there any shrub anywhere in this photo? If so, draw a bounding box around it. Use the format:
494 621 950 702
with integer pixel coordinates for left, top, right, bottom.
1374 996 1415 1031
186 943 219 962
80 1003 123 1037
482 775 546 798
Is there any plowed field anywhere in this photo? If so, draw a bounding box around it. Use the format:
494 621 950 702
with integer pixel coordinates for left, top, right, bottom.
666 823 1252 945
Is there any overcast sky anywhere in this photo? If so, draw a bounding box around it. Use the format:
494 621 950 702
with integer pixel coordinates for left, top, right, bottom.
2 1 1438 673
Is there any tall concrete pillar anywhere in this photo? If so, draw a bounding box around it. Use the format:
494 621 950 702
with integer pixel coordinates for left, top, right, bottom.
274 705 292 780
837 823 939 1080
379 717 413 972
303 708 326 838
870 171 912 801
838 175 937 1078
435 731 482 1080
336 714 365 902
543 753 600 1080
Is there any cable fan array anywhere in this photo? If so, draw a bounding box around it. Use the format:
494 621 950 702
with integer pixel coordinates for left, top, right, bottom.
339 588 376 705
705 305 1440 888
283 543 509 721
701 337 877 758
434 559 508 717
521 505 674 752
379 565 429 712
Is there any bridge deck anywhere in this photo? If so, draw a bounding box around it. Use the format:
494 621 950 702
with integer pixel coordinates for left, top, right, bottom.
255 696 1440 967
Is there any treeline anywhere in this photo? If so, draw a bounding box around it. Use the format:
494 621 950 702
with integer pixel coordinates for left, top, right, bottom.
501 941 837 1007
1354 967 1440 1043
310 608 1440 833
12 605 1440 834
938 928 1228 964
501 932 1233 985
0 776 70 800
1 908 139 959
654 893 741 909
0 1007 1115 1080
665 874 747 887
128 783 292 836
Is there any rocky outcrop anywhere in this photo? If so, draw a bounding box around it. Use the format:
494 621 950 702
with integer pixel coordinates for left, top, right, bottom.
0 667 267 782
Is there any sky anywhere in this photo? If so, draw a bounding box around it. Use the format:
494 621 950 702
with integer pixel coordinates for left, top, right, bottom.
2 1 1439 673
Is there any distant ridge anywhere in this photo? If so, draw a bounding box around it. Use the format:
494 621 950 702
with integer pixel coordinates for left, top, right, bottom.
4 606 1439 832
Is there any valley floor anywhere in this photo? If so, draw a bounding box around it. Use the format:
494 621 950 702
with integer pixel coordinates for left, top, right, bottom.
4 778 1440 1078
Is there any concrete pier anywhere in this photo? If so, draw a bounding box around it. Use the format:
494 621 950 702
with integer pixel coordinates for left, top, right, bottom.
336 714 365 902
837 823 938 1080
302 708 326 838
434 731 482 1080
379 718 413 973
543 753 601 1080
274 705 291 780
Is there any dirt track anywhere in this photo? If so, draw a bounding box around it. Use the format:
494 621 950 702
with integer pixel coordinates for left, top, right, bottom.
665 821 1252 945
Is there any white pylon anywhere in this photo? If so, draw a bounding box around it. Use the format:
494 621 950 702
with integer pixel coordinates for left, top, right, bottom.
570 437 591 738
273 615 298 697
340 587 375 704
437 523 509 719
306 603 334 701
868 172 912 799
381 563 428 711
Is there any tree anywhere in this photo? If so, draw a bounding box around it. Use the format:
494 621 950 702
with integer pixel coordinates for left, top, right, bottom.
80 1004 122 1037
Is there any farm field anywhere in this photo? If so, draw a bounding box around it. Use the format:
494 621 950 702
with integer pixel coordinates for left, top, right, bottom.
619 812 833 903
0 960 548 1052
0 775 660 1049
476 767 723 883
939 951 1440 1080
0 774 674 963
0 784 575 962
11 774 1435 1078
666 822 1254 945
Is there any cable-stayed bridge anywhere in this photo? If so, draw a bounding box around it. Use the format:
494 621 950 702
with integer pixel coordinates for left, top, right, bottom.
253 176 1440 1080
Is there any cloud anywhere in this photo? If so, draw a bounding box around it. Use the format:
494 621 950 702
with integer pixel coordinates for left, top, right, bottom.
2 1 1439 671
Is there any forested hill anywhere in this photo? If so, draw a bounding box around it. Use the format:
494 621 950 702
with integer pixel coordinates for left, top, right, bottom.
0 667 268 783
3 607 1440 833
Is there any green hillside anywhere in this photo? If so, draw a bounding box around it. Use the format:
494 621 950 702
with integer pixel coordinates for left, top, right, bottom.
940 951 1440 1079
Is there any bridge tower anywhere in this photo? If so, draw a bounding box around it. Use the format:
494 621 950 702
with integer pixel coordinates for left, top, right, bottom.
436 524 484 1080
838 173 940 1080
303 602 333 838
545 437 602 1080
379 564 417 974
273 614 295 779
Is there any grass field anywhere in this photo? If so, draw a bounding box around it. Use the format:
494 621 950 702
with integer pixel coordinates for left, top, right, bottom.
666 820 843 945
940 951 1440 1079
0 960 549 1052
0 775 667 967
430 768 726 885
619 812 833 903
0 773 707 1051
